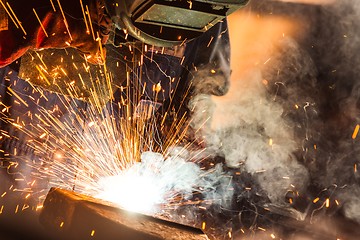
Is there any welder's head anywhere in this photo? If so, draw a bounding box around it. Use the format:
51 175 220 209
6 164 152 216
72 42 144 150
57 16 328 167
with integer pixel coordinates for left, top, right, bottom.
105 0 250 47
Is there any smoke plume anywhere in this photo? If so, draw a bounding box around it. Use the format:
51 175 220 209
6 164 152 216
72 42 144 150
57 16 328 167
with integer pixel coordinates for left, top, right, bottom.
190 65 312 207
187 0 360 237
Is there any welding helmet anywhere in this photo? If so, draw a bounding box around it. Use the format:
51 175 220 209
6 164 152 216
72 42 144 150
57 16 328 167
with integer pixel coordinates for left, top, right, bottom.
105 0 249 47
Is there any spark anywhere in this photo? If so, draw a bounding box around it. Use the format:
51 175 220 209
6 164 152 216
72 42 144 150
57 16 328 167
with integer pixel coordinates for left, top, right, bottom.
7 87 28 107
56 0 72 40
33 8 49 37
49 0 56 12
325 198 330 208
202 221 206 230
80 0 90 34
22 204 30 211
35 65 51 85
264 58 271 65
0 0 19 29
5 1 27 35
86 4 95 40
39 133 47 138
352 124 359 139
180 56 185 65
207 36 214 47
187 0 192 9
36 205 43 211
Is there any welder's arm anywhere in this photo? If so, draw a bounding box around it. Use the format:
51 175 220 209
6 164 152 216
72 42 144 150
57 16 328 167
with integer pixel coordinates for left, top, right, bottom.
0 0 111 67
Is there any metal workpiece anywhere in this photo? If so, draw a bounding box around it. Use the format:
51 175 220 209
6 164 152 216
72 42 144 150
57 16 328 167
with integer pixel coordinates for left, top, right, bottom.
39 188 209 240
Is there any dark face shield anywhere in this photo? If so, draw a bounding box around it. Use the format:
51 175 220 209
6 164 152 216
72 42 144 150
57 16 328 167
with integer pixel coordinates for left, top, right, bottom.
105 0 249 47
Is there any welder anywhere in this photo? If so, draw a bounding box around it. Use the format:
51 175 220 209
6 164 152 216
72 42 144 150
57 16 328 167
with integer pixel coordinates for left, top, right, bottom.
0 0 253 121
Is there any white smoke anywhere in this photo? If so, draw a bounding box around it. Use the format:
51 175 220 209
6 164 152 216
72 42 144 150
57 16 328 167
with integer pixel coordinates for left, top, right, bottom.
187 0 360 233
189 67 309 205
302 0 360 225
